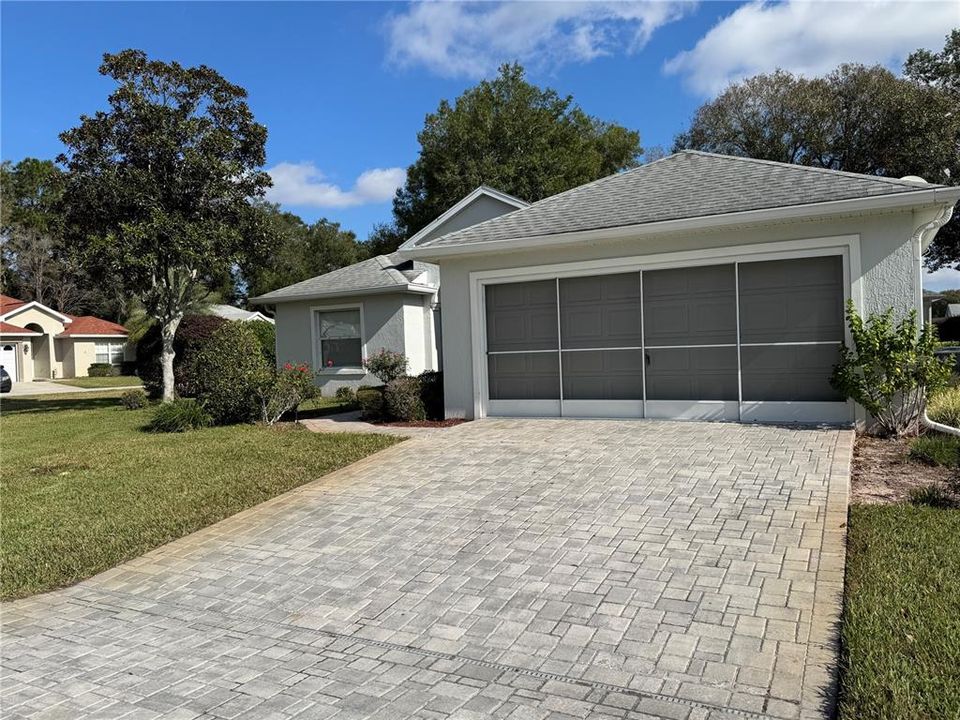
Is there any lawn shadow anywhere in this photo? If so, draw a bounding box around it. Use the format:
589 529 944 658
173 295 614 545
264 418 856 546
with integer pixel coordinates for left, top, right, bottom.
0 394 126 416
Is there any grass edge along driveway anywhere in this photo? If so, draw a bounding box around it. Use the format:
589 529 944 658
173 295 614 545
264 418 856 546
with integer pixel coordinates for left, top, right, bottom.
839 503 960 719
1 391 401 600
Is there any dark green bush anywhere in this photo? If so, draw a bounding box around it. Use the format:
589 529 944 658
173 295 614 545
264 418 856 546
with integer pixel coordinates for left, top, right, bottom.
120 389 148 410
335 386 357 404
88 363 118 377
193 323 272 425
938 316 960 342
136 315 227 398
146 398 212 433
247 320 276 366
357 386 385 420
363 349 408 384
418 370 443 420
385 377 426 421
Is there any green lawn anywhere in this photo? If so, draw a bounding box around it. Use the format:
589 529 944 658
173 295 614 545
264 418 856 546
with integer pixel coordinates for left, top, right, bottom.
0 391 400 600
53 375 143 388
839 504 960 719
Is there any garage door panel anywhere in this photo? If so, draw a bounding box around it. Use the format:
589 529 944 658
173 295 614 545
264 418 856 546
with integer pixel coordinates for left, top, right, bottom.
560 273 642 349
643 265 736 346
488 352 560 400
561 350 644 400
486 280 558 352
741 345 843 401
739 256 844 343
645 347 738 401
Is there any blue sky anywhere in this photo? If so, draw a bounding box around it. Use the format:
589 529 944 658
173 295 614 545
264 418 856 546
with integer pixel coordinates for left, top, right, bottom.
3 1 958 287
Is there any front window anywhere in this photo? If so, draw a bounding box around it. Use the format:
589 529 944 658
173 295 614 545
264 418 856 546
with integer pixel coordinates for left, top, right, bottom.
316 308 362 370
95 341 125 365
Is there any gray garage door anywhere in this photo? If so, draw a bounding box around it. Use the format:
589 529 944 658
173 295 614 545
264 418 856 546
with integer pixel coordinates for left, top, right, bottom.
484 255 847 422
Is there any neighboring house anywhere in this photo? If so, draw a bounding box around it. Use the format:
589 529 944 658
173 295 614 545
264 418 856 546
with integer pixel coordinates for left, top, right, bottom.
401 151 960 426
207 304 274 324
0 294 131 382
251 186 528 395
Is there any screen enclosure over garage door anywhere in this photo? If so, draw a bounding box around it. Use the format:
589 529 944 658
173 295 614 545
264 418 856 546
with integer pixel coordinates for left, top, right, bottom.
482 253 849 423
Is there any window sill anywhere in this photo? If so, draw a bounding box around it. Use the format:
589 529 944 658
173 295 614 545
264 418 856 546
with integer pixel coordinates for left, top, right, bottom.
317 367 366 376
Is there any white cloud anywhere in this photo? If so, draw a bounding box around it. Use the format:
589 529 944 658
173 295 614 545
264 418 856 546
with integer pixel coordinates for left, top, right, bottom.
665 0 958 95
385 1 692 79
266 163 405 208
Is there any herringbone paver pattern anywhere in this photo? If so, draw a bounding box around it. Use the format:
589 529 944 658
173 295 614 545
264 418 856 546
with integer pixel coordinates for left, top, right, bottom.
1 419 851 720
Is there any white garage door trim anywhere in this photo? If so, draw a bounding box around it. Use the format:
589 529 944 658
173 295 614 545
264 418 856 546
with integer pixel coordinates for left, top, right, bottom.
0 343 19 382
469 235 861 423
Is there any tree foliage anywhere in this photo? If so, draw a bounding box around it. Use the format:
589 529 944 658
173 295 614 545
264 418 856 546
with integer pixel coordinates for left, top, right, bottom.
57 49 275 400
241 202 366 299
392 63 642 238
831 301 952 437
675 31 960 268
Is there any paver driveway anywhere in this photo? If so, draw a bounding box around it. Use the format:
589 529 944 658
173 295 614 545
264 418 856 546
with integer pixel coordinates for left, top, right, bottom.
2 419 851 720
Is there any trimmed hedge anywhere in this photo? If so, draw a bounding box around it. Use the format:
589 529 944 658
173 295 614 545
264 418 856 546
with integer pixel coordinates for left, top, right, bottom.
385 377 426 421
357 386 385 421
136 315 227 398
419 370 443 421
193 323 271 425
87 363 118 377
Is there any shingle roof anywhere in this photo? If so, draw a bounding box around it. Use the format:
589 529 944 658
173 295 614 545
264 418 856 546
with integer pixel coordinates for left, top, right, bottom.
411 151 946 250
0 321 39 336
57 315 128 337
0 294 27 314
207 304 273 323
251 252 438 304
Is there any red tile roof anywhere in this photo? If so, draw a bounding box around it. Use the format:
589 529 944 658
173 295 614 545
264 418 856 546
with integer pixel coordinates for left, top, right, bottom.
0 294 27 314
0 321 40 336
57 315 128 337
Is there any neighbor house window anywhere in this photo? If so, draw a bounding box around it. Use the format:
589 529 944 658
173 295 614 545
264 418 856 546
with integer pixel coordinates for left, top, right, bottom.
95 341 125 365
316 308 362 370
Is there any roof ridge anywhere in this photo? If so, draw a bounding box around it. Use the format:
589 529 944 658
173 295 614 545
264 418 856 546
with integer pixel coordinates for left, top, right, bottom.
679 150 945 189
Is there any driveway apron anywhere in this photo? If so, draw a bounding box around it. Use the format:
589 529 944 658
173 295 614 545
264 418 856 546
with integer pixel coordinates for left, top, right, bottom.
2 418 851 720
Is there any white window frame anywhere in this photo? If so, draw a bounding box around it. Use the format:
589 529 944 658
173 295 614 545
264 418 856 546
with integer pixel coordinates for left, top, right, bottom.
469 234 862 423
94 340 126 365
311 303 366 375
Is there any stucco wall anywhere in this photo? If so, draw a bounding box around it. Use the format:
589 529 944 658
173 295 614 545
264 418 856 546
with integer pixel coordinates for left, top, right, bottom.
435 208 936 419
274 292 422 396
418 195 523 244
6 307 66 378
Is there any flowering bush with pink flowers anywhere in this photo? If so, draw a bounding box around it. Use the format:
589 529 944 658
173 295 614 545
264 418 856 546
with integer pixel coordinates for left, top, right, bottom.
257 362 317 425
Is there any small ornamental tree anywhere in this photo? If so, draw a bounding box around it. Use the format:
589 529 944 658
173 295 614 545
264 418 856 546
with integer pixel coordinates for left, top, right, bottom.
58 50 275 402
363 349 408 384
831 301 952 436
256 363 316 425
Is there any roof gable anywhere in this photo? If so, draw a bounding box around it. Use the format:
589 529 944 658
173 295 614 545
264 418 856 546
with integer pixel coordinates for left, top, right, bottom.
399 186 528 250
408 151 952 253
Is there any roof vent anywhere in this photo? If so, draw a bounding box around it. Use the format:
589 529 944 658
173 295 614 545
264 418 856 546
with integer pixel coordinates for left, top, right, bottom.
900 175 928 184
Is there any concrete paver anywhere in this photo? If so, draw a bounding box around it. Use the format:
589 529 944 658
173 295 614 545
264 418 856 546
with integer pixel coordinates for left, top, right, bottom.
1 418 851 719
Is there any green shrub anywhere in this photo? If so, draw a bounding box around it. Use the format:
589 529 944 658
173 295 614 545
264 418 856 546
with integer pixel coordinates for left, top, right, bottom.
334 386 357 404
927 385 960 428
88 363 118 377
136 314 227 398
256 363 317 425
831 301 952 436
385 377 426 422
418 370 443 420
247 320 276 366
193 323 272 425
910 434 960 467
908 483 957 509
146 399 212 433
120 389 148 410
363 349 408 384
357 386 385 421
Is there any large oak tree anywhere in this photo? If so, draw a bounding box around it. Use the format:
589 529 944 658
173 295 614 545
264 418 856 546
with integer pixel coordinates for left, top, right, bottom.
58 50 274 401
388 63 643 245
674 31 960 269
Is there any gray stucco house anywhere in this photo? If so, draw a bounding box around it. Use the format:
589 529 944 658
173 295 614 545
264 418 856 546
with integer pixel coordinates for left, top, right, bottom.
251 186 528 395
401 151 960 425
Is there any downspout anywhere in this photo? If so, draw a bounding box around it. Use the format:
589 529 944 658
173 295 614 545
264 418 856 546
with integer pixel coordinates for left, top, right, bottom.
913 201 960 435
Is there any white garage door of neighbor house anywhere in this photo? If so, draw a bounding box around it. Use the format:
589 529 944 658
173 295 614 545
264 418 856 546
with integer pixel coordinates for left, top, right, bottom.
1 344 18 382
483 255 851 424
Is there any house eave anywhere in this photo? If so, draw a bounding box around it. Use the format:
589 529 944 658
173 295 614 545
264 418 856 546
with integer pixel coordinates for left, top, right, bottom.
250 283 437 305
401 186 960 261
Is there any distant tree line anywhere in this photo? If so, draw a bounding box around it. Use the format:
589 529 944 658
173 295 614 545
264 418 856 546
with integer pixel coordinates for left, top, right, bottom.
1 32 956 399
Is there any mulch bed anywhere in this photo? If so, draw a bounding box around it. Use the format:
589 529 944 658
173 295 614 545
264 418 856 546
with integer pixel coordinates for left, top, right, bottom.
376 418 468 428
851 434 955 504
